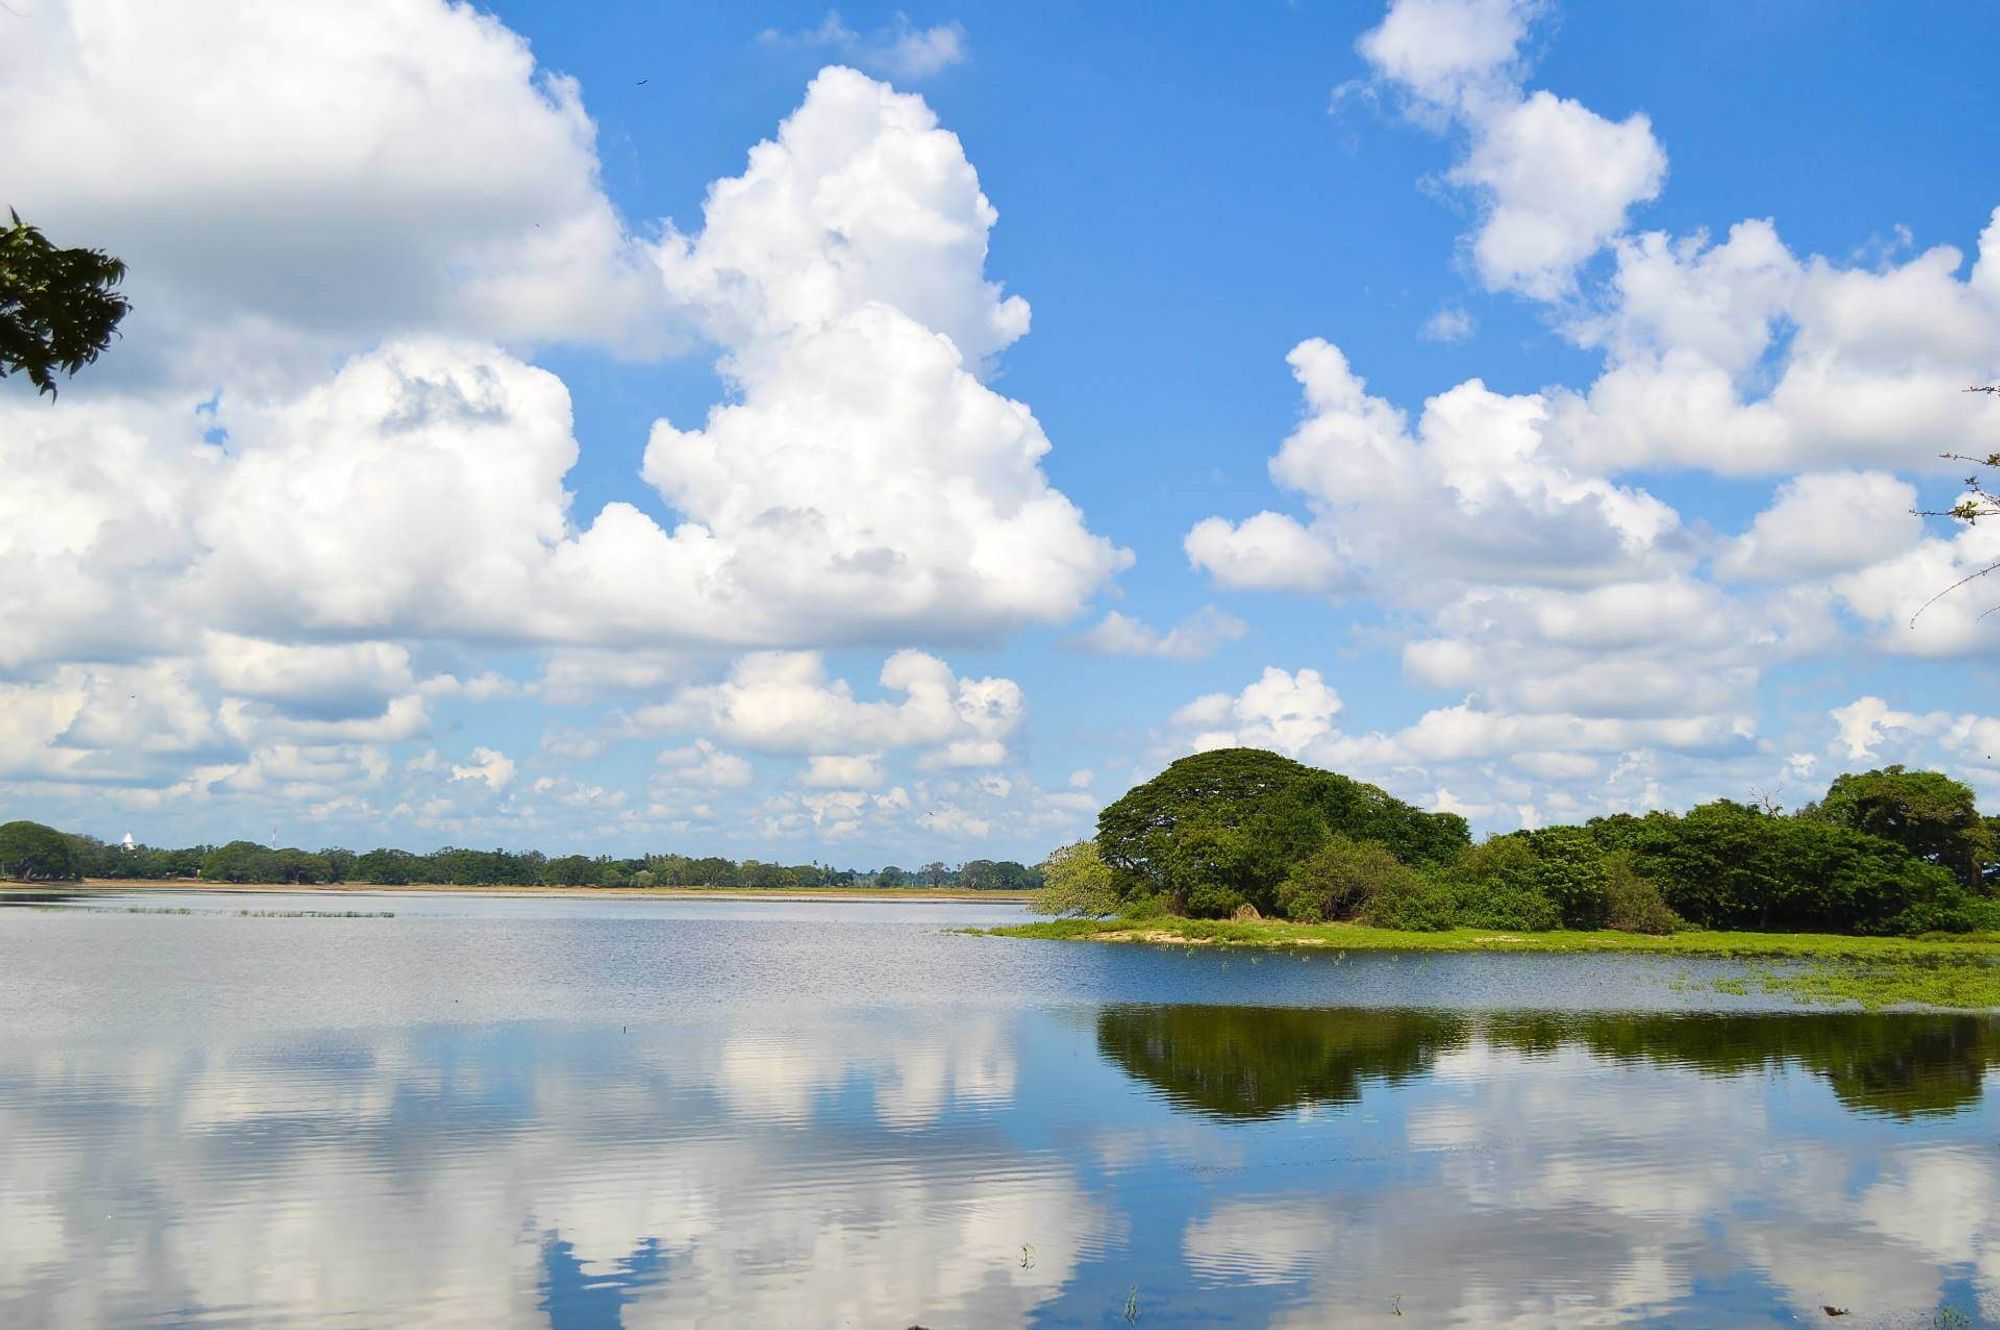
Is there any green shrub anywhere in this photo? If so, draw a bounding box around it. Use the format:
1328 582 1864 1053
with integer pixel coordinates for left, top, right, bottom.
1962 898 2000 933
1602 852 1680 935
1362 873 1457 931
1030 840 1122 918
1118 892 1173 921
1276 835 1420 923
1451 878 1562 931
1185 880 1249 918
1517 827 1612 928
1437 837 1562 931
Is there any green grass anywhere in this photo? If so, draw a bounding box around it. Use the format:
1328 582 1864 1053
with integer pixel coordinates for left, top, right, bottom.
978 915 2000 959
1748 960 2000 1010
974 917 2000 1009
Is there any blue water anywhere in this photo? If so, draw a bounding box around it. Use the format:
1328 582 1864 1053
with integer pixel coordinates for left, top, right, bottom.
0 891 1994 1327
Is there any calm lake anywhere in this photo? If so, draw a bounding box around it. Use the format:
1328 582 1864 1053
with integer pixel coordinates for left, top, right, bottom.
1 892 1995 1328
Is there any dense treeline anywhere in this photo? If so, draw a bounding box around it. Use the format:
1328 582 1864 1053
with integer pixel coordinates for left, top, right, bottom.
0 824 1040 892
1036 749 2000 938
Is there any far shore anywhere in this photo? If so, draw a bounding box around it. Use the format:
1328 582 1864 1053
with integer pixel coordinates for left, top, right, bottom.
31 879 1034 905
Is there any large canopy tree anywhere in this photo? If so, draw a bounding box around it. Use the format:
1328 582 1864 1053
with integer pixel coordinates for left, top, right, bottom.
0 820 81 882
0 211 130 397
1094 747 1471 917
1805 765 1991 889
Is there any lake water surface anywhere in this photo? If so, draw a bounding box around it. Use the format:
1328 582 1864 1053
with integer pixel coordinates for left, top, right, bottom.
1 892 1995 1327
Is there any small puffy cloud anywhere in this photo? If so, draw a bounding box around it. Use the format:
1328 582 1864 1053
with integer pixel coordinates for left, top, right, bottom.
655 65 1025 363
199 633 416 720
1174 667 1344 757
799 754 887 789
1830 696 1934 762
1450 91 1666 300
1549 212 2000 476
654 738 755 789
538 649 694 705
1185 512 1345 593
1070 606 1247 660
1716 472 1921 583
633 650 1023 767
1830 516 2000 657
920 804 992 839
448 746 515 792
758 13 969 82
1195 340 1680 597
1354 0 1542 119
1356 0 1664 299
1419 305 1475 343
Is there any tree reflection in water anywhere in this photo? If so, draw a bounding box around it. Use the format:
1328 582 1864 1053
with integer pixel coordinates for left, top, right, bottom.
1098 1004 2000 1122
1095 1005 1470 1120
1486 1011 2000 1120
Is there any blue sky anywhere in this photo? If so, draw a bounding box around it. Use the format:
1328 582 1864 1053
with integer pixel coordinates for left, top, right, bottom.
2 0 1998 862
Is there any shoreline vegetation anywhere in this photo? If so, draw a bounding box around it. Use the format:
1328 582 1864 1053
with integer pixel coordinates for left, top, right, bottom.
991 747 2000 1011
0 819 1041 894
8 879 1031 903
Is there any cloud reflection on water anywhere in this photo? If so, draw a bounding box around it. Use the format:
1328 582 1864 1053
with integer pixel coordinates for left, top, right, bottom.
0 1005 1995 1327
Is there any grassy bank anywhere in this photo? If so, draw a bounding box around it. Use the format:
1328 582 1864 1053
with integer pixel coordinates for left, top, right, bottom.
981 916 2000 958
51 879 1033 904
978 917 2000 1009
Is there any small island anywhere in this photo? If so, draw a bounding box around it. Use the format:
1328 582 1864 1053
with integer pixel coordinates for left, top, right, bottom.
982 748 2000 1009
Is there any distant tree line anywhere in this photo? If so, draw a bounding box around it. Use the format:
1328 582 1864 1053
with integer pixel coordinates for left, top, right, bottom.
1036 749 2000 938
0 825 1043 892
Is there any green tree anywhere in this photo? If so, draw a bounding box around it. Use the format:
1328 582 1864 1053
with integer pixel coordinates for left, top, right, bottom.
1030 840 1121 917
877 865 907 887
1601 851 1680 934
1608 801 1965 934
541 855 600 887
199 840 280 883
272 848 333 884
1432 837 1562 931
0 820 81 881
1 211 131 397
688 856 738 886
1807 766 1991 889
353 848 421 885
1275 834 1417 923
1096 748 1470 918
741 859 788 888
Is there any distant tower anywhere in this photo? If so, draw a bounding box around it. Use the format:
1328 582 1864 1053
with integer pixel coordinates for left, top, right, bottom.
120 832 135 852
